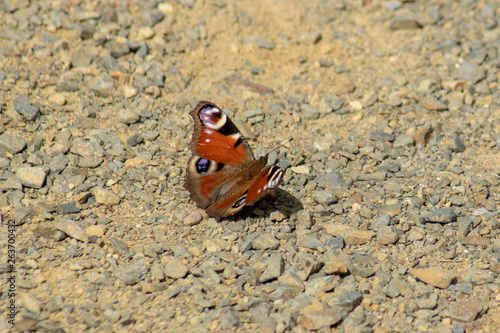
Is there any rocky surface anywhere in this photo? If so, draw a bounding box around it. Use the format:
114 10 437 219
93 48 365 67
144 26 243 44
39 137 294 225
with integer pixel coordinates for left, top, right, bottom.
1 0 499 332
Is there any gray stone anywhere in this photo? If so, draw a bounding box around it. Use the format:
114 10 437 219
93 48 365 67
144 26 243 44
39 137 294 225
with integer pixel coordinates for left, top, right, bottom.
88 73 115 97
57 201 81 214
390 16 422 30
424 207 456 223
107 42 130 58
14 94 39 121
109 237 130 257
220 309 242 330
300 308 342 330
417 293 438 309
21 295 41 314
132 74 154 88
356 172 387 182
147 64 165 87
315 171 345 189
450 133 466 152
240 239 253 252
78 156 103 168
299 234 324 250
56 71 83 92
138 10 164 26
114 261 148 285
54 219 88 242
363 92 378 107
93 187 121 205
384 1 402 11
313 190 338 206
203 267 221 284
373 214 391 229
278 271 304 292
0 132 27 154
449 284 473 295
259 253 285 283
468 269 495 285
117 109 140 124
485 173 500 186
457 62 486 83
301 104 319 120
305 275 339 294
1 176 23 191
349 265 375 278
297 31 322 44
393 134 415 148
127 133 144 146
377 227 399 245
78 24 95 39
383 281 401 298
244 36 275 50
252 234 280 250
325 290 362 312
15 166 47 188
143 130 160 141
331 98 344 111
164 257 189 279
70 138 105 157
370 131 395 142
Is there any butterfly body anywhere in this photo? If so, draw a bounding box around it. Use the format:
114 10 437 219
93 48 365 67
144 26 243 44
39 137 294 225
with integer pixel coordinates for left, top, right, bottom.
184 101 283 219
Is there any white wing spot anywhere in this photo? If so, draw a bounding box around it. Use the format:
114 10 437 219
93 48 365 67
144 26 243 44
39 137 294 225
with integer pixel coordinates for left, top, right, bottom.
229 133 241 140
205 139 211 143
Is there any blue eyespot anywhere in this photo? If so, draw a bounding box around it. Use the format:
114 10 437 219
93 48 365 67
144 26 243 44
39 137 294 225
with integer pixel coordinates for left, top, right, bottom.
196 158 210 174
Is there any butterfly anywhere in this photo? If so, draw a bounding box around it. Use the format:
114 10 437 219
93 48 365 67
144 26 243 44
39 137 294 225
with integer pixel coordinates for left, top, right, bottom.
184 101 284 220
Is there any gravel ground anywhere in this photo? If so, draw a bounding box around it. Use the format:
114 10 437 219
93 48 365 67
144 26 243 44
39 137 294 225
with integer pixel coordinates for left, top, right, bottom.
1 0 500 332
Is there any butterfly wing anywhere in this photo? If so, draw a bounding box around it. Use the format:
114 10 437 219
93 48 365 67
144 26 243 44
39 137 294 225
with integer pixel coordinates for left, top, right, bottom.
187 160 284 220
184 101 284 219
246 165 284 206
188 101 255 165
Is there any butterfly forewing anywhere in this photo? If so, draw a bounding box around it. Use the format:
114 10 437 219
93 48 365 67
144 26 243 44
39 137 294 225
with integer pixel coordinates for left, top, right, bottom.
246 165 283 205
190 102 254 166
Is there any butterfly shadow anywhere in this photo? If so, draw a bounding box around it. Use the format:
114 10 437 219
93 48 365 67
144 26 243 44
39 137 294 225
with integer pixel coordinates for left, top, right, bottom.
271 188 303 217
226 188 303 222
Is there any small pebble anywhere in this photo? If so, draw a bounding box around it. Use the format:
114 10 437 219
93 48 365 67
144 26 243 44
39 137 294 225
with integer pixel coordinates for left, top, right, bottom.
93 187 121 205
183 212 202 226
54 219 89 242
15 166 47 188
409 267 454 288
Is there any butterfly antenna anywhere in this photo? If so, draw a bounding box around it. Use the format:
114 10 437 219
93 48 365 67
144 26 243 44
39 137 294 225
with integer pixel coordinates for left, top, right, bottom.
269 138 293 155
260 112 265 153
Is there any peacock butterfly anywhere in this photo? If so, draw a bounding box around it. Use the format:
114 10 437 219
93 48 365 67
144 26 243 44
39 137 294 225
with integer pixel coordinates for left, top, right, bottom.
184 101 284 220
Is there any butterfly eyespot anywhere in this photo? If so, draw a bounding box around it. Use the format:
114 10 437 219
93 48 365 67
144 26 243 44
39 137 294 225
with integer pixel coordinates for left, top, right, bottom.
233 196 246 208
196 158 211 174
199 106 226 130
